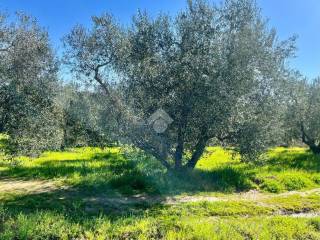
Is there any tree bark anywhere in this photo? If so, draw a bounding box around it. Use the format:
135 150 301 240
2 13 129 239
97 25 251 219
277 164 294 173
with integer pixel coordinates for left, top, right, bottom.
174 132 184 169
93 65 173 168
185 135 209 169
173 101 190 169
300 123 320 154
309 144 320 155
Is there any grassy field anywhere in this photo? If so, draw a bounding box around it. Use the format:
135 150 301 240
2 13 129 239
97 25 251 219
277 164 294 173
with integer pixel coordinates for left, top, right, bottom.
0 134 320 239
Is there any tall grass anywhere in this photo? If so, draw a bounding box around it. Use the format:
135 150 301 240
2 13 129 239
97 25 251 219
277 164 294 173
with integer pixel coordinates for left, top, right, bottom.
1 135 320 239
1 142 320 195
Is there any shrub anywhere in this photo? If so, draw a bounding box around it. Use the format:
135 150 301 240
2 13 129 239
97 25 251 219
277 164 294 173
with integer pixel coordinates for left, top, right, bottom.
281 173 314 191
260 178 284 193
309 218 320 231
312 175 320 184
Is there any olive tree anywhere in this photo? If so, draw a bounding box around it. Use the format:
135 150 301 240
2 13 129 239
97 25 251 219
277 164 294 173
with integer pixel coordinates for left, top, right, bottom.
64 0 295 169
57 83 115 148
284 74 320 154
0 13 63 155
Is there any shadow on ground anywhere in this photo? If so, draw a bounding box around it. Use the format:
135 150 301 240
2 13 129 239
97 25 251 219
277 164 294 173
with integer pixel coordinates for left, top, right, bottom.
0 149 258 222
2 147 319 222
267 149 320 172
0 149 255 195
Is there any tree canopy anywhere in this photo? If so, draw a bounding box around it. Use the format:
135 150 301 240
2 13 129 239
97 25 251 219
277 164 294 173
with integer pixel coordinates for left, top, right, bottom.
64 0 296 169
0 0 318 170
284 74 320 154
0 13 63 155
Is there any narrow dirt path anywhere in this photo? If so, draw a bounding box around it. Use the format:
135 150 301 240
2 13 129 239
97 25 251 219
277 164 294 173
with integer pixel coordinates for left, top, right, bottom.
0 178 61 195
1 178 319 218
1 177 318 203
84 188 320 206
280 212 320 218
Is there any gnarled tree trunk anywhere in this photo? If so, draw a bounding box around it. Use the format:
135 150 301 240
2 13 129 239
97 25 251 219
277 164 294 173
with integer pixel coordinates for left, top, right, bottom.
300 124 320 154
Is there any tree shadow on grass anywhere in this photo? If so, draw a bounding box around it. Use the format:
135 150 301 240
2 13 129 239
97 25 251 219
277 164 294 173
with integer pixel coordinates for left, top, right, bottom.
1 149 256 196
1 161 102 179
0 137 7 149
0 184 166 223
0 167 255 222
0 148 259 224
0 168 256 231
0 152 117 180
266 149 320 172
159 166 255 195
0 166 261 236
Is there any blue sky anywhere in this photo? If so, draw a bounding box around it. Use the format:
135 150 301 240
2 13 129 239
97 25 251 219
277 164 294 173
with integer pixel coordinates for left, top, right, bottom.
0 0 319 79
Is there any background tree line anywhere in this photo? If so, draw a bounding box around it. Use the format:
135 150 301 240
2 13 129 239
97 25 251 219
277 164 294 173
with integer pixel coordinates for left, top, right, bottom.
0 0 319 170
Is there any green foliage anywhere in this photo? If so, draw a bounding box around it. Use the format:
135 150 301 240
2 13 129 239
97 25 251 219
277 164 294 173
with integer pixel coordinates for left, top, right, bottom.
0 13 63 156
264 193 320 213
1 146 319 195
284 76 320 153
0 134 8 156
260 179 284 193
64 0 296 169
58 84 115 149
254 148 320 192
0 206 320 239
199 147 320 193
310 218 320 231
1 145 320 239
282 173 314 191
259 173 315 193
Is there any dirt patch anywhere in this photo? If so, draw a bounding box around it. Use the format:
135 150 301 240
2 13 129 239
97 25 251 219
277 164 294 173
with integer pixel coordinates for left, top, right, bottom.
84 188 320 206
284 212 320 218
167 188 320 203
276 188 320 197
83 188 320 214
1 177 319 218
165 195 222 204
0 178 63 195
84 194 223 208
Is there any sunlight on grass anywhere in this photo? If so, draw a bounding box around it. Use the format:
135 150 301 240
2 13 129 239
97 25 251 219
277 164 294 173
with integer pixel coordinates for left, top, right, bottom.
1 140 320 239
196 147 240 171
196 146 320 193
1 143 320 194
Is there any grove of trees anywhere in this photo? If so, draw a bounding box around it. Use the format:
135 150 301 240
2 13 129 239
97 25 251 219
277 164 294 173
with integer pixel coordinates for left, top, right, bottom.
0 0 319 170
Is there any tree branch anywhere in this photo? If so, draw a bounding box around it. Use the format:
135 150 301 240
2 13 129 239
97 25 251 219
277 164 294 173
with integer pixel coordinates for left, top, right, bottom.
185 126 210 169
300 122 320 154
92 64 172 167
185 135 209 169
0 47 9 52
174 103 190 169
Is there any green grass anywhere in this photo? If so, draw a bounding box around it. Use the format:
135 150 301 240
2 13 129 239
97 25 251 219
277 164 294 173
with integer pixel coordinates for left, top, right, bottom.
196 147 320 193
1 134 320 239
1 137 320 195
0 202 320 239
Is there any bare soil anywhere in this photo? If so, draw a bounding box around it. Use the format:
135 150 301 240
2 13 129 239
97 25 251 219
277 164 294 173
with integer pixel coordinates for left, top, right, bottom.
1 178 319 217
0 178 61 195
